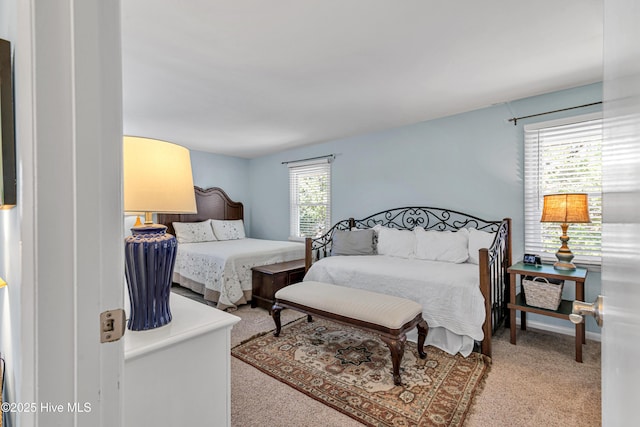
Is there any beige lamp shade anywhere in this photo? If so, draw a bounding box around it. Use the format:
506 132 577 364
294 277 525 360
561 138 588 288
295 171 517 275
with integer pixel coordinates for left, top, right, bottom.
124 136 197 214
540 193 591 224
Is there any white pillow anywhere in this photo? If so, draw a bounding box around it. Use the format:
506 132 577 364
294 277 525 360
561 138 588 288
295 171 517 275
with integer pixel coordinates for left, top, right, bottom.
374 225 415 258
467 228 496 264
172 220 217 244
211 219 246 240
414 228 469 263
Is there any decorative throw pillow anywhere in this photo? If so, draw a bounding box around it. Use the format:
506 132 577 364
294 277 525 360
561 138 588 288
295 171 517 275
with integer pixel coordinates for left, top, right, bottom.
414 227 469 263
172 220 217 244
211 219 246 240
331 229 376 256
467 228 496 264
374 225 415 258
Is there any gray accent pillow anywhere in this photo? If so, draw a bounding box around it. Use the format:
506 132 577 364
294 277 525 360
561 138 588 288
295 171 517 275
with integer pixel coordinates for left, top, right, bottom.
331 229 376 256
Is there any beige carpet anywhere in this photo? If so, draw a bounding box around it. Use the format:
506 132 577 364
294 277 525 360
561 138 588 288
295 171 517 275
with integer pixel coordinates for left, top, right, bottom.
233 317 489 426
229 305 601 427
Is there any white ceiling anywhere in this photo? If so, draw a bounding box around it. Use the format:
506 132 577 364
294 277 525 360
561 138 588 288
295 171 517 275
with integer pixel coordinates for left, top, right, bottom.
121 0 603 159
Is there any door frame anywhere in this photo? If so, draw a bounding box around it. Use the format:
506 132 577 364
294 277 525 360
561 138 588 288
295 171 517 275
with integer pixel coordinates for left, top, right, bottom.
601 0 640 424
18 0 123 425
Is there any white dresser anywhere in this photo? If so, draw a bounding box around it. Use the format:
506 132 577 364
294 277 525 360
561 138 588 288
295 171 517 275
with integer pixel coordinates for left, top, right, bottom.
124 293 240 427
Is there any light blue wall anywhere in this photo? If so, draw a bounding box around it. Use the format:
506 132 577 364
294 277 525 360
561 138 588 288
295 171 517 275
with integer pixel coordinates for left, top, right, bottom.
249 106 522 240
247 82 603 334
189 150 251 234
248 84 602 240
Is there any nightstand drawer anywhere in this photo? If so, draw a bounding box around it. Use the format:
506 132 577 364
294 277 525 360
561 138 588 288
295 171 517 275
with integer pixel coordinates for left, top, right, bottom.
288 269 306 284
251 259 306 311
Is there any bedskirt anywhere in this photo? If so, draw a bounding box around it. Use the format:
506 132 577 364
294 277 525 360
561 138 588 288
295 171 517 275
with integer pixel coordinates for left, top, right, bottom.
172 273 252 311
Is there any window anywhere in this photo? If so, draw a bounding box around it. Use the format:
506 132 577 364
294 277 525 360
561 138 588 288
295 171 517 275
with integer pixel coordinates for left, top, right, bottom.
288 158 331 240
524 113 602 266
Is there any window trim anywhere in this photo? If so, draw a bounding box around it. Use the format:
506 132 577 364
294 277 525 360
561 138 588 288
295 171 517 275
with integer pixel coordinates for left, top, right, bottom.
288 158 332 241
524 112 603 269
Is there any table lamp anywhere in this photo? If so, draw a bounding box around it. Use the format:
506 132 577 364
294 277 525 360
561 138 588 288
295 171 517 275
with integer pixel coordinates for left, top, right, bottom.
123 136 197 330
540 193 590 271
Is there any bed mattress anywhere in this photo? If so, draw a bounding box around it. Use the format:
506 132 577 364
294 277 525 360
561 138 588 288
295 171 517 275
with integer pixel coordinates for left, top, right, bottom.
173 238 305 309
304 255 485 356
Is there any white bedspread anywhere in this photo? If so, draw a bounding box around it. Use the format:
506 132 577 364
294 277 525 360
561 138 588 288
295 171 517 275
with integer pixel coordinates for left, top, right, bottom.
174 238 305 308
304 255 485 356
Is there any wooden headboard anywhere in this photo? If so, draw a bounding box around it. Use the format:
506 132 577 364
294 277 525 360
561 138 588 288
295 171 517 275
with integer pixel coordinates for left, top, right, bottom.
157 186 244 235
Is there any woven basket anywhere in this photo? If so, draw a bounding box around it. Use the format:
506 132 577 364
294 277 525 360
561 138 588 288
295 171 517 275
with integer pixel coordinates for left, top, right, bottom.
522 276 563 310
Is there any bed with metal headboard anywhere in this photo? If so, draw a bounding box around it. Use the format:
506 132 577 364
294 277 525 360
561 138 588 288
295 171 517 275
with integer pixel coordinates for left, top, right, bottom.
304 207 511 358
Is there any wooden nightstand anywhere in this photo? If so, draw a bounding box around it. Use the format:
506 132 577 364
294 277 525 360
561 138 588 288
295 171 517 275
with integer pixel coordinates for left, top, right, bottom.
507 262 588 362
251 259 306 311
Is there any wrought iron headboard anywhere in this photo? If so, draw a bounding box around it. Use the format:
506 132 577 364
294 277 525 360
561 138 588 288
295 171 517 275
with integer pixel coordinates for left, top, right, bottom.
305 207 503 268
304 208 512 357
352 207 500 233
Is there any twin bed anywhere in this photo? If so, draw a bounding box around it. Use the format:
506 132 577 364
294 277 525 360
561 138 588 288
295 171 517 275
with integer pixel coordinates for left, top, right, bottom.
304 209 511 357
160 187 511 358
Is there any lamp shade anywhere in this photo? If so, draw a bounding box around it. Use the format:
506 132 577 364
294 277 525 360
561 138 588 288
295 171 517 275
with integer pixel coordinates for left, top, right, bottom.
124 136 197 214
123 136 196 331
540 193 590 224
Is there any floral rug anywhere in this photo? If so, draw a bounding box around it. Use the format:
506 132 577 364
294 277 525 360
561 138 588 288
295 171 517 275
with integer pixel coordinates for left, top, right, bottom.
231 317 490 426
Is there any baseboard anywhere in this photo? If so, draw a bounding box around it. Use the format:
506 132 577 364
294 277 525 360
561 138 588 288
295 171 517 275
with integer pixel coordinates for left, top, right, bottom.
515 318 602 342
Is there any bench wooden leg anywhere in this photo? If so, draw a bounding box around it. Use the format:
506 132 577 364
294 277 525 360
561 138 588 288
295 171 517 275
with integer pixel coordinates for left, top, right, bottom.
272 304 283 337
380 335 406 386
271 302 425 386
417 319 428 359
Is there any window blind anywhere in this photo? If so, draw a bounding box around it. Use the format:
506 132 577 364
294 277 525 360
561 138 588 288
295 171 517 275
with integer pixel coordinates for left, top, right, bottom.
288 158 331 240
524 113 603 266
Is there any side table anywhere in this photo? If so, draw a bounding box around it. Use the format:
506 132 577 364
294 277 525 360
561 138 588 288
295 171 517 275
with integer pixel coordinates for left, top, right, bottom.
507 262 588 362
124 294 240 426
251 259 306 311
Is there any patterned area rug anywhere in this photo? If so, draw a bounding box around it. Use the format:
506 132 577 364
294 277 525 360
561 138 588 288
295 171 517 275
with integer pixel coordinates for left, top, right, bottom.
232 317 490 427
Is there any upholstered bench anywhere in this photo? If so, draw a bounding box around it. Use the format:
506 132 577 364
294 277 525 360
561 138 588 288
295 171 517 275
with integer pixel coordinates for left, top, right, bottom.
272 281 428 386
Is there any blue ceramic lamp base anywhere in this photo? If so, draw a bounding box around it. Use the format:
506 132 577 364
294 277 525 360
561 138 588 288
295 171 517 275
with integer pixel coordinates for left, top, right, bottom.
124 224 177 331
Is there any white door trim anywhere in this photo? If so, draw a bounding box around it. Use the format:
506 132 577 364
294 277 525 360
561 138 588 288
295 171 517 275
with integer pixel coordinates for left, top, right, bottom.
18 0 123 426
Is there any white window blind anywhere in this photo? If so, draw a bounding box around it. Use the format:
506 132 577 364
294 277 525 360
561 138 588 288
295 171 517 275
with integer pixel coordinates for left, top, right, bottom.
524 113 602 266
289 158 331 240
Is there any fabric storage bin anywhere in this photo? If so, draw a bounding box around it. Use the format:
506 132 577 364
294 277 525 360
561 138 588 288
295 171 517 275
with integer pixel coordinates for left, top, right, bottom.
522 276 564 310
